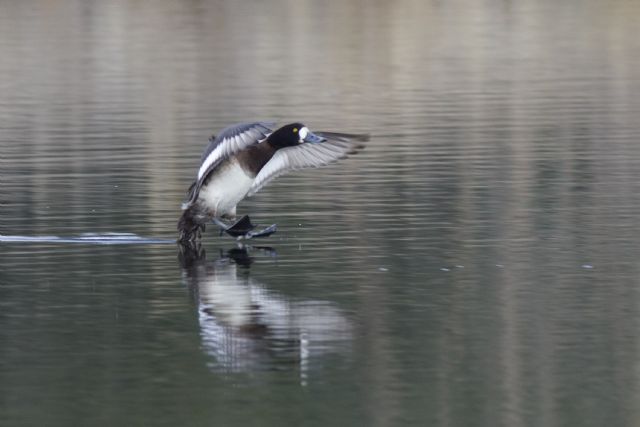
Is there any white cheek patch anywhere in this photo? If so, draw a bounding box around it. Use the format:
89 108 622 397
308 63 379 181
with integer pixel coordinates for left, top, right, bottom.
299 127 309 142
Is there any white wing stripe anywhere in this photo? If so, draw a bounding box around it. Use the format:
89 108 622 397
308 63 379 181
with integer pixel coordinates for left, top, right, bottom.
197 130 268 180
198 140 226 180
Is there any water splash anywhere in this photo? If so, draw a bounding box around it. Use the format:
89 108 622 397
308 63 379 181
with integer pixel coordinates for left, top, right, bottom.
0 233 175 245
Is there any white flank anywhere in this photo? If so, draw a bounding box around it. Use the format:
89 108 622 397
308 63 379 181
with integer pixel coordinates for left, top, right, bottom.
198 160 254 217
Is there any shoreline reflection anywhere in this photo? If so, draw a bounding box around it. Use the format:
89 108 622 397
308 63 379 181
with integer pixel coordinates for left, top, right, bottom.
178 245 352 379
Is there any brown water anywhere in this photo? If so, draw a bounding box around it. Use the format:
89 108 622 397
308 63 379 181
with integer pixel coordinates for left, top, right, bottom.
2 0 640 425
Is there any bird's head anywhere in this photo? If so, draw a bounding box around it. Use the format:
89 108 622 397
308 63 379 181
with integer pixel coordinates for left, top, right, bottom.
268 123 326 148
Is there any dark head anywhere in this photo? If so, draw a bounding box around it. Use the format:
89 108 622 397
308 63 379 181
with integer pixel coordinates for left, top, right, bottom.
267 123 326 148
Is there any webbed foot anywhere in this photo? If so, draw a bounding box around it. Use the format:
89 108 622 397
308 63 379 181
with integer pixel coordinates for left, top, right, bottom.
245 223 277 239
213 215 276 239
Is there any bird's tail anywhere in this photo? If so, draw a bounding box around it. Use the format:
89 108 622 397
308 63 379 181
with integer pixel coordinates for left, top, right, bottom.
177 204 206 244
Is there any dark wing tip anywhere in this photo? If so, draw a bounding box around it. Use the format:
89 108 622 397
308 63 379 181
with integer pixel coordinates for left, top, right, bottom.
313 131 369 157
351 133 370 142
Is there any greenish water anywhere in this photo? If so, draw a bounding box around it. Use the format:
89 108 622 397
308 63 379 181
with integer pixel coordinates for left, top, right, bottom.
2 0 640 426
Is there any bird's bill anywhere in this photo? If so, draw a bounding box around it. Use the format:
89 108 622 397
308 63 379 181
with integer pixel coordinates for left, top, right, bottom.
302 130 326 144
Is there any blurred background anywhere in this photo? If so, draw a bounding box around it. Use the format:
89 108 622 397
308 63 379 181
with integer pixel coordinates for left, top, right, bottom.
1 0 640 425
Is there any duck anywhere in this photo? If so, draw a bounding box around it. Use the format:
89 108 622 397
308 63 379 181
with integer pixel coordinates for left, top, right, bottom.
177 122 368 243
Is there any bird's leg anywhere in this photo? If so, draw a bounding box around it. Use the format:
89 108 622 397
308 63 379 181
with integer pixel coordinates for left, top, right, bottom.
212 217 231 236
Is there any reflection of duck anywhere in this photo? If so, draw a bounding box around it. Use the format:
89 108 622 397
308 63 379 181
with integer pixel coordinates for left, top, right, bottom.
178 245 352 377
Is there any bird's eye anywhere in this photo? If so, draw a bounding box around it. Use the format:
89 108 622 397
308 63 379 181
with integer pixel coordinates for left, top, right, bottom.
293 128 298 133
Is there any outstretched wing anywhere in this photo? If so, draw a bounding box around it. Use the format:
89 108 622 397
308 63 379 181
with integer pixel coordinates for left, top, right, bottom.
183 122 274 207
247 131 369 196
